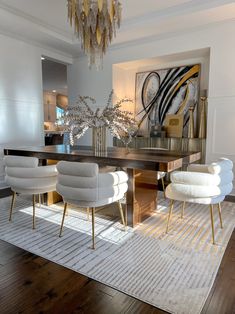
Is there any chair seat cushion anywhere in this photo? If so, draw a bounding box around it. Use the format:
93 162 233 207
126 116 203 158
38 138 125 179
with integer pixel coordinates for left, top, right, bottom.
56 182 128 203
6 176 57 191
10 185 56 194
170 170 233 186
4 156 38 168
166 182 233 199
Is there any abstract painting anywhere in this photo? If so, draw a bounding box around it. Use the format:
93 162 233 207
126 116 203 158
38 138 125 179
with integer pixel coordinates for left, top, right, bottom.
135 64 200 137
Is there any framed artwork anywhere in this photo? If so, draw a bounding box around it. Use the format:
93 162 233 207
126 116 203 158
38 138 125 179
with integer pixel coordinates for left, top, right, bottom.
135 64 200 137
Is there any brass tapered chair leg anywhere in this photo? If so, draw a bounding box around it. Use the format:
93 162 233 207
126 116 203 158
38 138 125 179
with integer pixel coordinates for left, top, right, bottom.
91 207 95 249
87 207 90 221
118 201 126 228
217 203 223 229
166 200 174 233
161 177 166 199
9 191 16 221
59 202 68 237
38 194 41 208
181 202 186 219
210 204 215 245
32 195 36 230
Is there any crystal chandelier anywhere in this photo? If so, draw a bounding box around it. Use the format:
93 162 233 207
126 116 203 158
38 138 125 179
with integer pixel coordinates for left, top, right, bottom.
67 0 122 69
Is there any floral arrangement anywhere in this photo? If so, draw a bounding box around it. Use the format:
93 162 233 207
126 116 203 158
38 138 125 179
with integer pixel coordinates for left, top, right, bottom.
60 91 137 146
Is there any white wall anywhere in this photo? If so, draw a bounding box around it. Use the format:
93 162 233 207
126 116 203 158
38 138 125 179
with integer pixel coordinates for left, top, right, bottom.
0 33 71 188
68 20 235 193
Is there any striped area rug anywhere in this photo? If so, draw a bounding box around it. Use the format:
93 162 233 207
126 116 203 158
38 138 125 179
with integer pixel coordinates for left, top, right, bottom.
0 194 235 314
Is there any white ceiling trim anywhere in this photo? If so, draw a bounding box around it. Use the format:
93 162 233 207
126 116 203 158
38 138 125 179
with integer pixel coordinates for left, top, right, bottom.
0 1 75 43
121 0 234 29
0 27 73 63
73 17 235 60
0 0 233 45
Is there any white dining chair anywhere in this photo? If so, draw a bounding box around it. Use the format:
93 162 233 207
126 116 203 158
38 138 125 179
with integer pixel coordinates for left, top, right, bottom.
56 161 128 249
4 156 57 229
165 158 233 244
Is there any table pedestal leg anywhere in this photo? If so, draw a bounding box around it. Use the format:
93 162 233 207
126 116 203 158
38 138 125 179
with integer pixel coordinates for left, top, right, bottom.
126 168 157 227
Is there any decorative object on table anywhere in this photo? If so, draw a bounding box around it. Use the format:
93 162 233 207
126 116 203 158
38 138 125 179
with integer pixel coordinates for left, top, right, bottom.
92 126 107 154
188 106 195 138
60 91 137 153
164 114 184 138
67 0 122 69
150 124 166 138
198 96 207 138
135 64 200 137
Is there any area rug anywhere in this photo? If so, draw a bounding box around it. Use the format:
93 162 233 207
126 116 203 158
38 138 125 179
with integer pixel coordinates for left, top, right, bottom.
0 194 235 314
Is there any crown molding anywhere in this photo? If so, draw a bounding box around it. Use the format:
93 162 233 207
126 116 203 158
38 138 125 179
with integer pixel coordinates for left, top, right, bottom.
73 18 235 61
121 0 234 29
0 0 233 46
0 28 73 64
0 1 75 44
110 17 235 53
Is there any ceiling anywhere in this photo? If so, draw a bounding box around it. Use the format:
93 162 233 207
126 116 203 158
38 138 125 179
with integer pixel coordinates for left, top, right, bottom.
0 0 234 59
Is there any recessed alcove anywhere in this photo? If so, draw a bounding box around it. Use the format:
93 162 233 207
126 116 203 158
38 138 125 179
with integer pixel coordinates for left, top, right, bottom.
112 48 210 161
113 47 210 113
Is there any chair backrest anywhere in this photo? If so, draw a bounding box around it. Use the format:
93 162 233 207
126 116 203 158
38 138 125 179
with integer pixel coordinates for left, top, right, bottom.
188 158 233 176
171 158 234 199
4 156 38 168
56 161 99 202
4 156 57 193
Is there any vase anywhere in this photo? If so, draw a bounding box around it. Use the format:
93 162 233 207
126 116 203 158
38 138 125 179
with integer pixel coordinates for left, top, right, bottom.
92 126 107 155
198 97 207 138
188 106 195 138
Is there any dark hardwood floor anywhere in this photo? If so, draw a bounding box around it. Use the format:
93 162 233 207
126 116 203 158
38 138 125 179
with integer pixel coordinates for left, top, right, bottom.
0 188 234 314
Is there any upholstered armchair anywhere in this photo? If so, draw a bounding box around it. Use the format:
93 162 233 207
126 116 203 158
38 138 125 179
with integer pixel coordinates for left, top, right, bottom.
165 158 233 244
56 161 128 249
4 156 57 229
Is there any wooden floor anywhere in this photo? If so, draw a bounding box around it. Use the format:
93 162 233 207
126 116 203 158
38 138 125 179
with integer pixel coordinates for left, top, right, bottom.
0 190 235 314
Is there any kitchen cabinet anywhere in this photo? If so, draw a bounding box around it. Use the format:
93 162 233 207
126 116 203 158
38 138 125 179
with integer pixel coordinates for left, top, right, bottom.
43 92 56 122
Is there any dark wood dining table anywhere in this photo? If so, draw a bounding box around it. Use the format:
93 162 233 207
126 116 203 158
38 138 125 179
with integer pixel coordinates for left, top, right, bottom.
4 145 201 227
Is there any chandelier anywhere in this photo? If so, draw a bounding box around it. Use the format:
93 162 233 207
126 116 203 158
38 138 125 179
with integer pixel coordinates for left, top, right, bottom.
67 0 122 69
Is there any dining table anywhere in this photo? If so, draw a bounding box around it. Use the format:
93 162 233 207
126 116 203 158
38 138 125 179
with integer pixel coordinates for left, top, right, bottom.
4 145 201 227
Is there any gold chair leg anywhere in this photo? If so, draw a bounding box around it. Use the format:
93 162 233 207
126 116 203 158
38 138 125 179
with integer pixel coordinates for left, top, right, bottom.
32 195 36 230
181 202 186 219
118 200 126 228
166 200 174 233
87 207 90 221
91 207 95 250
217 203 223 229
161 177 166 199
59 202 68 237
38 194 41 208
9 191 16 221
210 204 215 245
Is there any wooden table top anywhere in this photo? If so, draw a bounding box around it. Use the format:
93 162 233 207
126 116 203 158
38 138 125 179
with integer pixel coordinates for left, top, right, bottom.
4 145 201 172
